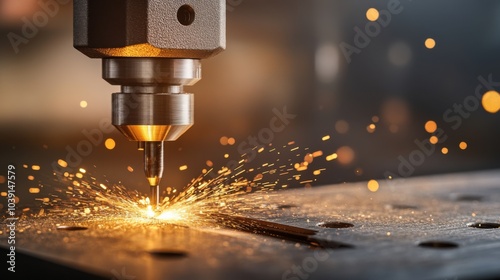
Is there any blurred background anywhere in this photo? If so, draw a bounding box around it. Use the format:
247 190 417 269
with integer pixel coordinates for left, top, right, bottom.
1 0 500 205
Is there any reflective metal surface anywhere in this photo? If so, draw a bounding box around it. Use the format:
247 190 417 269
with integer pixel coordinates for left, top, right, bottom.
103 58 201 87
144 141 163 207
112 93 194 142
2 169 500 280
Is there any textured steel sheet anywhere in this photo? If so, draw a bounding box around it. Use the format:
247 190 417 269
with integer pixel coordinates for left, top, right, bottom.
2 169 500 280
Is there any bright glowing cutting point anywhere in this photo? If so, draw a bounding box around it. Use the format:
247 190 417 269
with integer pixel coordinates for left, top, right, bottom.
157 210 183 221
145 205 156 218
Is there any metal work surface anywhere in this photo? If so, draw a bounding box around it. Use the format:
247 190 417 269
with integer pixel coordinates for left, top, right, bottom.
2 169 500 280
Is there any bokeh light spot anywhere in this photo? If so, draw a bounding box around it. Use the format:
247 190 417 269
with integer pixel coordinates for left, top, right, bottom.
459 141 468 150
425 38 436 49
482 91 500 113
366 8 379 21
105 138 116 150
425 120 437 133
367 180 379 192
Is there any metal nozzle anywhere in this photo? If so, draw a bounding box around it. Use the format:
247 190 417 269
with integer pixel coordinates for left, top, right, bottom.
73 1 225 211
144 141 164 207
103 58 200 207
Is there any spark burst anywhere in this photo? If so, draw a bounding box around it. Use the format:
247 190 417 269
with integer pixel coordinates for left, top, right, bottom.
5 139 332 230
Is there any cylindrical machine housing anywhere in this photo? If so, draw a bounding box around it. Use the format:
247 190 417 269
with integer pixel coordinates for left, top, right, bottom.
112 93 194 142
104 58 200 142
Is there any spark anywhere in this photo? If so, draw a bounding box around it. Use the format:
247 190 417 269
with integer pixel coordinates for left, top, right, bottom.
10 139 331 232
366 123 376 133
312 151 323 158
367 180 379 192
459 141 468 150
58 159 68 168
105 138 116 150
366 8 379 21
326 153 338 161
424 120 437 133
482 90 500 113
425 38 436 49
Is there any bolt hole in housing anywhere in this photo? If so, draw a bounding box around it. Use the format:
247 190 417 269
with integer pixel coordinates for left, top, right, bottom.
316 222 354 229
177 5 195 26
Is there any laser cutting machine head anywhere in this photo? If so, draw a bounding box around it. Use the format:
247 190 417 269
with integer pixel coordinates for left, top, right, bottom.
73 0 225 206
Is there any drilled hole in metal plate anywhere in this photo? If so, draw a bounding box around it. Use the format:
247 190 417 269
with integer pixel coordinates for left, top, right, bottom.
451 194 483 202
278 204 298 210
177 5 195 26
317 222 354 228
418 241 459 249
467 222 500 229
385 204 418 210
148 250 188 258
56 225 88 231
